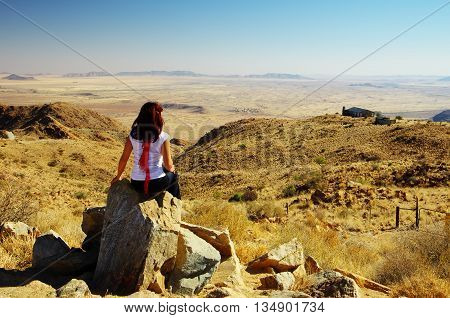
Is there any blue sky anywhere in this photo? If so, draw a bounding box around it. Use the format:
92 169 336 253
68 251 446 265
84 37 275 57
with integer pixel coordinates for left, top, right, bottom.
0 0 449 75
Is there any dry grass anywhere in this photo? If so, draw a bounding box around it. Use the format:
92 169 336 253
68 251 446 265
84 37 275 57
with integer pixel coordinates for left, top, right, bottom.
0 236 34 270
0 181 39 224
185 198 449 297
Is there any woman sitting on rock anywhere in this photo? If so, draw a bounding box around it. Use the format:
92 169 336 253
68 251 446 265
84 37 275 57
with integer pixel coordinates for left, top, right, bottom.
111 101 181 199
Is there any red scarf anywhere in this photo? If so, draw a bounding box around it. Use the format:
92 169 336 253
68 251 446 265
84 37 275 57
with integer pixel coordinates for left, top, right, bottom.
139 141 151 194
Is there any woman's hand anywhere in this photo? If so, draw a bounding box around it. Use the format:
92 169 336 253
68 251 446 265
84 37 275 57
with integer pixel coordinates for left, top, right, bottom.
110 175 122 185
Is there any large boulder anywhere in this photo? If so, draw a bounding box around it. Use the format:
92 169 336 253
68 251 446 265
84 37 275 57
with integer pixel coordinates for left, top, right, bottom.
168 228 221 295
81 206 105 251
260 272 296 290
0 222 40 240
32 230 71 268
56 279 92 298
181 222 245 288
334 268 391 295
303 270 359 298
247 238 304 272
93 180 182 296
32 230 97 275
180 222 233 258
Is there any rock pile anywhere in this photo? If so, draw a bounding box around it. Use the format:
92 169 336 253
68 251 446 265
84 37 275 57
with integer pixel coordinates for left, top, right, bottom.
0 179 391 298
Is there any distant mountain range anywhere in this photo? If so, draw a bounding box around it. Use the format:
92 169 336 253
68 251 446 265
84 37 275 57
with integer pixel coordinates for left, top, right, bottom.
439 76 450 81
2 74 35 80
62 71 312 80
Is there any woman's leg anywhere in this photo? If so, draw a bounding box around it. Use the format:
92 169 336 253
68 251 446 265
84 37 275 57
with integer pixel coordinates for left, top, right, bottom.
165 172 181 199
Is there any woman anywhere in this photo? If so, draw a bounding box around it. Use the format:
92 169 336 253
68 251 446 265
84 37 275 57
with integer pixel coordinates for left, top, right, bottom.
110 101 181 199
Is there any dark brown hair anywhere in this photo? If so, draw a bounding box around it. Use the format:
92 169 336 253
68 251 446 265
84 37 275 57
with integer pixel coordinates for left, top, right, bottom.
131 101 164 143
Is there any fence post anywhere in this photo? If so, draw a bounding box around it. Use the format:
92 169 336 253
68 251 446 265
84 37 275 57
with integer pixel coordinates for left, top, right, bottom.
415 197 420 228
395 206 400 228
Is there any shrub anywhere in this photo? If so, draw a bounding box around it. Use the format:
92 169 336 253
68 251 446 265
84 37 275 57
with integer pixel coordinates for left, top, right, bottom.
74 191 87 200
314 156 327 165
293 170 324 191
281 184 297 198
228 193 243 202
0 236 34 270
246 201 285 220
0 183 38 224
395 116 403 120
47 159 58 167
242 189 258 201
238 143 247 150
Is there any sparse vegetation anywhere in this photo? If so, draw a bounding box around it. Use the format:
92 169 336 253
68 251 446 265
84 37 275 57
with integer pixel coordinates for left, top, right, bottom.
242 189 258 201
74 191 88 200
228 193 243 202
281 184 297 198
314 156 327 165
0 182 38 224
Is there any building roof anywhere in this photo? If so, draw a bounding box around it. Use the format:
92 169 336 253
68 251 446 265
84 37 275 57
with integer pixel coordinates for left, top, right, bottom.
345 107 374 113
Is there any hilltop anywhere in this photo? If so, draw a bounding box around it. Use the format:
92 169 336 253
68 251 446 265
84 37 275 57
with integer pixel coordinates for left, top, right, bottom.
176 115 449 198
432 110 450 122
0 102 126 140
2 74 35 81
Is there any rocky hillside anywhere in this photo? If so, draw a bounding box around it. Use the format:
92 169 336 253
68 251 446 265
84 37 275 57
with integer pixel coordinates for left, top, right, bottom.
176 115 449 199
0 102 126 140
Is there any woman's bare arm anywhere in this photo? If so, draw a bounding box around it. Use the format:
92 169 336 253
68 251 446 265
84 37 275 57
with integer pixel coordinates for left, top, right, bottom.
161 139 175 172
111 137 132 184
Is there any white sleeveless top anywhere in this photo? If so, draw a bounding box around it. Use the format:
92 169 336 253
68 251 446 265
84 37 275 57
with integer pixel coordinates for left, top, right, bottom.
130 131 170 181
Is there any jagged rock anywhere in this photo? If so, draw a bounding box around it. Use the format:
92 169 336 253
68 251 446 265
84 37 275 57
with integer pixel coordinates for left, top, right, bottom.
260 272 295 290
0 221 40 240
81 206 105 251
93 181 181 296
180 222 233 257
292 264 307 279
32 230 71 268
168 228 221 295
247 238 304 272
210 255 245 288
305 255 322 275
0 130 15 140
180 223 246 288
334 268 391 294
56 279 92 298
261 290 311 298
32 230 97 275
303 270 359 298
